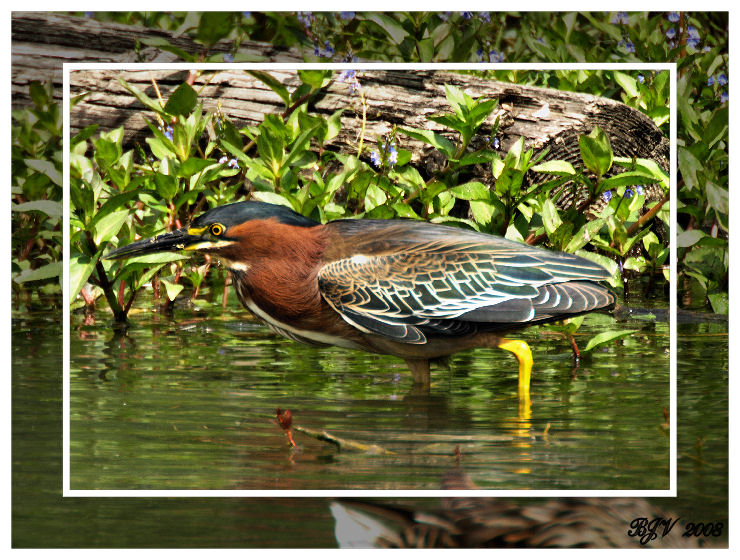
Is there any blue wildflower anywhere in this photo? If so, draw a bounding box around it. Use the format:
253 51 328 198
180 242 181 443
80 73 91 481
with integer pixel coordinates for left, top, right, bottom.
707 75 716 86
480 12 491 23
476 48 485 62
687 26 700 48
492 137 500 150
370 150 381 167
338 69 361 94
297 11 314 28
439 12 451 21
314 40 335 59
324 40 335 57
338 69 355 82
611 12 628 25
219 156 228 164
339 12 355 20
602 190 613 202
164 126 174 141
720 90 728 103
665 27 676 39
228 158 240 169
718 73 728 86
489 50 505 63
461 12 473 19
635 185 644 195
625 188 634 198
84 11 94 18
667 12 680 22
224 53 234 63
242 12 251 18
618 38 635 53
387 145 398 167
637 74 644 83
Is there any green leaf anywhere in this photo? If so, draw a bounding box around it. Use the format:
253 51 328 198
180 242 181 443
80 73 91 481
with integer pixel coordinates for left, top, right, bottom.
145 136 176 160
23 158 62 186
468 98 498 129
703 106 728 149
364 182 387 211
153 172 178 201
119 78 166 116
614 156 669 190
469 200 496 226
164 83 198 116
93 209 130 246
707 293 729 315
247 70 291 105
575 250 620 283
677 148 702 192
160 278 184 302
29 81 51 107
614 71 638 98
251 191 296 211
399 127 455 159
391 202 420 219
124 252 188 265
367 13 408 44
68 253 99 300
449 181 490 201
71 124 99 147
541 199 562 235
138 37 192 61
417 37 434 61
705 181 728 215
197 12 233 47
599 172 657 191
427 113 467 135
531 160 577 176
179 157 215 178
677 230 706 248
14 261 63 285
11 200 62 218
565 218 605 253
579 126 613 177
297 70 332 90
444 84 470 119
324 108 344 143
582 329 638 353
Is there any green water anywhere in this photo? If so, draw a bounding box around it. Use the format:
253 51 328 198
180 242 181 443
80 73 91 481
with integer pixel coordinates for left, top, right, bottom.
12 298 728 546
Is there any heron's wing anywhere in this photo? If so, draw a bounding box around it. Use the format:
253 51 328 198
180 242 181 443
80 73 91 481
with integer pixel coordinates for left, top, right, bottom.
318 221 615 344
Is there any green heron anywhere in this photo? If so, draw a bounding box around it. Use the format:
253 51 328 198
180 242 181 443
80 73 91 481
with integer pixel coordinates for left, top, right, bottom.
105 201 616 398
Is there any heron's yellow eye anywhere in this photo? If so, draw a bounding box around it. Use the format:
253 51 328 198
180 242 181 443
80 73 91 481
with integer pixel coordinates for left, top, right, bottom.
210 223 225 236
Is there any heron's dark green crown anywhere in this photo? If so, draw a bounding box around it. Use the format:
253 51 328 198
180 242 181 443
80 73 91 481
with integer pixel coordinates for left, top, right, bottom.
191 201 318 229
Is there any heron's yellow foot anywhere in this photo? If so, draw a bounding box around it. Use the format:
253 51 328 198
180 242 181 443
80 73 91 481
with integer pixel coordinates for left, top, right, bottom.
498 339 533 399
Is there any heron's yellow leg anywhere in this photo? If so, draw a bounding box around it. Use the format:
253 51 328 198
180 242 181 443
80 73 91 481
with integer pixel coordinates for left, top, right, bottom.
498 339 533 398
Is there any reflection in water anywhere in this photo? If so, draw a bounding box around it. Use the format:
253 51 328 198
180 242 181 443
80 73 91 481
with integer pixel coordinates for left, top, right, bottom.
69 303 672 491
12 305 728 547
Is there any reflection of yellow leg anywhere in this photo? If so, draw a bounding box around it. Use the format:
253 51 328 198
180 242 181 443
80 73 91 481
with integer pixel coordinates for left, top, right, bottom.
498 338 533 401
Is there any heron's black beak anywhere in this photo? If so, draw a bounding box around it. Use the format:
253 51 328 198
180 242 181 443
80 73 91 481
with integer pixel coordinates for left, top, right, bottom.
104 227 202 260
